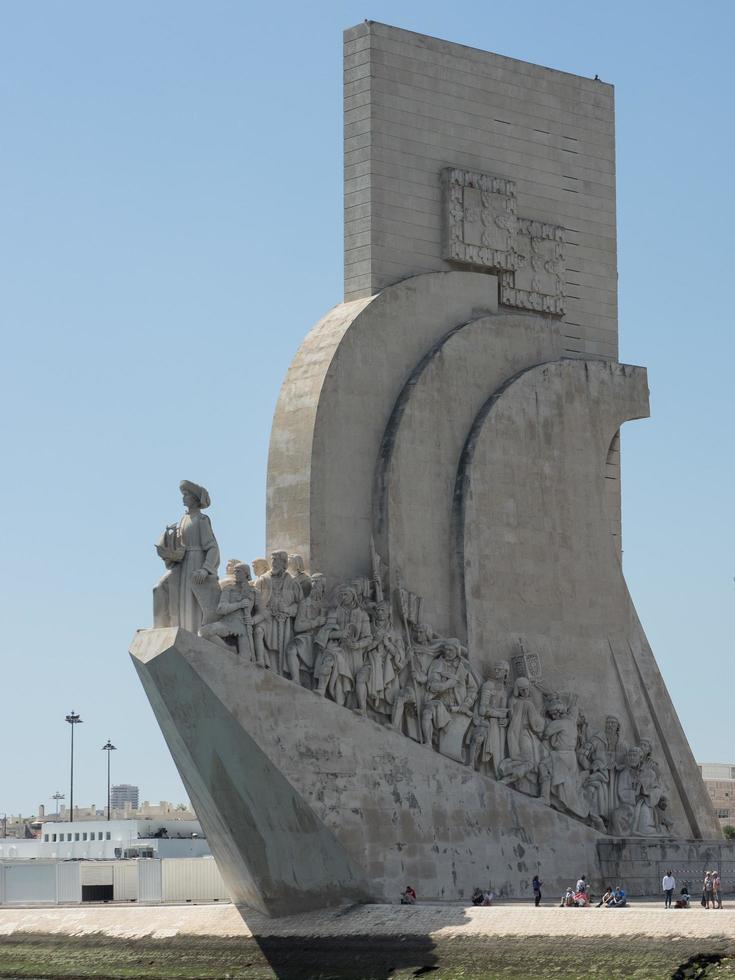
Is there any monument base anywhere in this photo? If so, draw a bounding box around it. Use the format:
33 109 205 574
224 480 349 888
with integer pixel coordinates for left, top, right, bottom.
598 838 735 896
128 628 723 915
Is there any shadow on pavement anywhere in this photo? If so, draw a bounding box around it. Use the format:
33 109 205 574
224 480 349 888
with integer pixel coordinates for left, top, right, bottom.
237 902 471 980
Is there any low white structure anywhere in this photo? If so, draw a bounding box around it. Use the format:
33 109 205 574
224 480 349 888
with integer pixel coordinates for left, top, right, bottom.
0 857 228 905
0 819 209 861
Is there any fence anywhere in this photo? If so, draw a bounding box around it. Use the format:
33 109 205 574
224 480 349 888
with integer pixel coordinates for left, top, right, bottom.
0 857 228 905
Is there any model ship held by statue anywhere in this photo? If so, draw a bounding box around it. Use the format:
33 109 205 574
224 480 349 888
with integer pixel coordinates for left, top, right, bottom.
130 23 720 918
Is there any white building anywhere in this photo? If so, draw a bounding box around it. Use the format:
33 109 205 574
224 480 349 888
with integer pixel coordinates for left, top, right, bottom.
699 763 735 828
0 819 209 861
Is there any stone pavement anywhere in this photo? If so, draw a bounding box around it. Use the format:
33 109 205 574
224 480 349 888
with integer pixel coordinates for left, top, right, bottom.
0 902 733 941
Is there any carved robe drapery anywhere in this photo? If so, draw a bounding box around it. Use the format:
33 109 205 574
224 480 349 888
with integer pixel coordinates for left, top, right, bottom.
543 707 590 819
256 571 301 655
153 511 220 633
473 679 508 770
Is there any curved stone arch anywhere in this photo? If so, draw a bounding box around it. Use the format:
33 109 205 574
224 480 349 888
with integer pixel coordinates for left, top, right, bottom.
453 358 649 662
266 271 502 585
373 313 560 636
449 357 718 837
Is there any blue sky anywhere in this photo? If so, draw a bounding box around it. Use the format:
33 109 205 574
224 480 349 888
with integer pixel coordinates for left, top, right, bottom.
1 1 732 816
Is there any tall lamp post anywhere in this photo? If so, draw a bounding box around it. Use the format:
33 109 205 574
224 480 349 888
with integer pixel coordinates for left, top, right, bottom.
65 711 82 822
101 740 117 820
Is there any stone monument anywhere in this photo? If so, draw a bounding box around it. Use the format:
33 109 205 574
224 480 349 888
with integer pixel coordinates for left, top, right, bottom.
131 23 721 917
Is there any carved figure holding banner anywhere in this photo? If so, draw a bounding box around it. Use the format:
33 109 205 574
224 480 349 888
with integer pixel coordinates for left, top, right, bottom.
391 622 441 738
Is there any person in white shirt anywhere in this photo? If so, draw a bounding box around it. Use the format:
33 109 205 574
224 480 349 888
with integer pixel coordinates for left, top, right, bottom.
662 870 676 908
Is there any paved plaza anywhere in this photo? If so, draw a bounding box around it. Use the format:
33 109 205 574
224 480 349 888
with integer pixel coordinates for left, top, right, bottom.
1 901 733 941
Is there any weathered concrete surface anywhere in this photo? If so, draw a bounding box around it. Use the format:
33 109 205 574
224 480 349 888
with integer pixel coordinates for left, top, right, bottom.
598 838 735 897
130 629 372 917
267 271 499 583
344 23 618 363
373 311 562 637
131 628 606 910
455 358 719 840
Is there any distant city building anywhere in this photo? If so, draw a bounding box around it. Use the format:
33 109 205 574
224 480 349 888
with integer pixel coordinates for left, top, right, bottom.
110 784 139 810
0 819 209 861
699 764 735 828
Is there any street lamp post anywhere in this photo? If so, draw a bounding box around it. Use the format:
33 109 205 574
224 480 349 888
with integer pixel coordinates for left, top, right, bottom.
65 711 82 822
52 791 65 819
101 741 117 821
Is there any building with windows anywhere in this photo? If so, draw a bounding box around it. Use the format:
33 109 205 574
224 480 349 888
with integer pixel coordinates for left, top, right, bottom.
0 819 209 861
110 784 139 810
699 764 735 829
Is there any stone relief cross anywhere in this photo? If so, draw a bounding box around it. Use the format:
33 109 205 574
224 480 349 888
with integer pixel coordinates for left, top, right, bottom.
442 167 565 316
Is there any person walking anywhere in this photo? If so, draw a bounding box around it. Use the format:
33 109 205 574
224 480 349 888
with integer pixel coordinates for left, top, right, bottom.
532 875 543 907
662 869 676 909
713 871 722 909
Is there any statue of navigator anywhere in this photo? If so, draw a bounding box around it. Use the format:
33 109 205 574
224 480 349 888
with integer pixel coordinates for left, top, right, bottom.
153 480 220 633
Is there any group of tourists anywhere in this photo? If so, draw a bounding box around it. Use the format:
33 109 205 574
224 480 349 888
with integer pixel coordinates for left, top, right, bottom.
397 870 724 909
661 870 723 909
558 875 628 908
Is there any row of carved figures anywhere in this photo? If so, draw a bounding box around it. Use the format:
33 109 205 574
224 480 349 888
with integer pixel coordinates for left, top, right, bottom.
151 481 673 838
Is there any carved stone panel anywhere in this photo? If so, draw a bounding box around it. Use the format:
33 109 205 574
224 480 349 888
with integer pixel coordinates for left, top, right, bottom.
442 168 517 273
442 167 565 316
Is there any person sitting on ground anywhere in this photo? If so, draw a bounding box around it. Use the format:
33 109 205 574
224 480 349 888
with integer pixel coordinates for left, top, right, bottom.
400 885 417 905
471 887 484 906
560 886 575 907
481 889 495 906
573 888 589 907
675 885 691 909
596 886 613 908
606 886 627 908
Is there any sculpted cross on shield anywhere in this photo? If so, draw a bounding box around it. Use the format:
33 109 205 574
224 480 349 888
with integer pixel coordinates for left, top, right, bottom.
442 167 565 316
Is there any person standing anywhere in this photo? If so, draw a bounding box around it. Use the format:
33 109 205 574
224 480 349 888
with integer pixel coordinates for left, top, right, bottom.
532 875 542 907
662 869 675 909
712 871 722 909
703 871 715 909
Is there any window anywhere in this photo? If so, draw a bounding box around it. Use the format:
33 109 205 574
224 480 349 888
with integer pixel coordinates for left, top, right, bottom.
106 831 111 840
51 834 57 843
67 833 72 841
717 808 730 819
74 833 80 841
44 834 49 842
82 833 88 841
